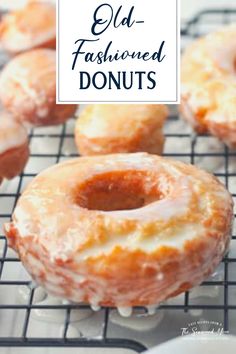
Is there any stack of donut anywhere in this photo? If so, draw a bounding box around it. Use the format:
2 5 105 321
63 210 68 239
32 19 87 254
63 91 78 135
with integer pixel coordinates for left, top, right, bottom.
0 1 77 185
2 17 235 313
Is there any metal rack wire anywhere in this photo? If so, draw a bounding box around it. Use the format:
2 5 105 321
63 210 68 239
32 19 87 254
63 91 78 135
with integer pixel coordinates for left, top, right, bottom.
1 8 236 353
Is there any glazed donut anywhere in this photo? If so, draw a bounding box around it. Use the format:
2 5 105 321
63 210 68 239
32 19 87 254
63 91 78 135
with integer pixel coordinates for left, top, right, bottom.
0 49 77 126
5 153 233 307
75 104 168 156
181 25 236 147
0 112 29 183
0 1 56 55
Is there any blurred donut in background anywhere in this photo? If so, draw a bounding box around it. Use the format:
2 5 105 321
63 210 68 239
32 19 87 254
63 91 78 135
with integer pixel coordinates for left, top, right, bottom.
0 111 29 183
181 24 236 147
75 104 168 156
0 49 77 127
0 1 56 55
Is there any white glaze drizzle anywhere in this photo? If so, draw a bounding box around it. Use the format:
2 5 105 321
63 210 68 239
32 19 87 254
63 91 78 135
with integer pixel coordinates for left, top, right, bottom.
31 295 93 323
91 304 101 312
17 285 46 304
146 305 157 316
117 307 133 317
110 308 164 331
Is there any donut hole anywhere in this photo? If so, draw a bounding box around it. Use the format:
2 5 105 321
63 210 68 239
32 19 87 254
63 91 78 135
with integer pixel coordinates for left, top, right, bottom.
75 171 163 211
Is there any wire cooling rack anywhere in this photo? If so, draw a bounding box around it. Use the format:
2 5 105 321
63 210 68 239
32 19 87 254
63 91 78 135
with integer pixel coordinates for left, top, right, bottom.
1 8 236 354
